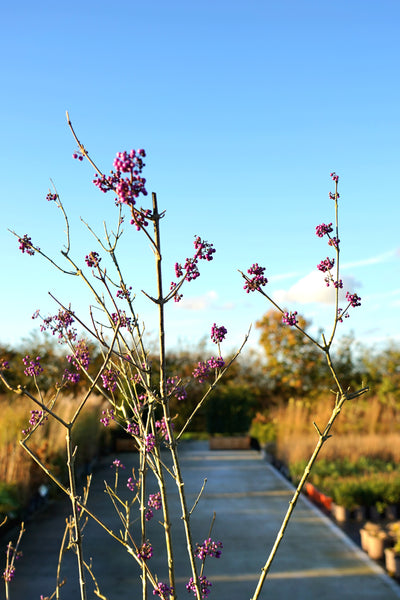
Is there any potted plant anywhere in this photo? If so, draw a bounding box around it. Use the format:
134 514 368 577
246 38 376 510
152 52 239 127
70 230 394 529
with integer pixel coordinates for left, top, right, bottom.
329 478 361 523
385 534 400 577
360 522 381 553
383 475 400 520
366 527 388 561
248 412 277 456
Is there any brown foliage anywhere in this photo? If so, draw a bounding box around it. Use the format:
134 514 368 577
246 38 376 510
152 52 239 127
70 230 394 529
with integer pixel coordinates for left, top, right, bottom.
256 310 328 401
269 394 400 466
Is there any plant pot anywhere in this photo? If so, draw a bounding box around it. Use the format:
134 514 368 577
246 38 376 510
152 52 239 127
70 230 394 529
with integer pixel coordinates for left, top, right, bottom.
360 522 383 553
305 482 319 502
332 503 350 523
360 528 371 553
305 483 332 511
385 547 400 577
319 492 333 511
209 436 251 450
367 531 388 560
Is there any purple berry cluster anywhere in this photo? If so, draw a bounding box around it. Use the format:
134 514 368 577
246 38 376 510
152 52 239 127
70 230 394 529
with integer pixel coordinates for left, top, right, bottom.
330 171 339 183
131 207 152 230
315 223 340 250
67 339 90 372
169 281 183 303
145 492 162 521
315 222 333 237
193 357 225 383
29 409 47 427
148 492 162 511
18 234 40 256
145 433 156 452
153 582 173 598
111 310 133 329
155 417 175 442
282 311 298 326
93 149 147 208
63 369 80 384
39 309 77 343
22 355 43 377
171 236 216 302
127 477 136 492
3 539 23 584
195 537 223 560
328 236 340 248
113 150 145 173
22 409 48 435
186 575 212 599
346 292 361 307
317 257 334 273
100 408 115 427
101 367 120 392
126 421 140 436
210 323 227 344
3 565 16 582
85 251 101 268
243 263 268 293
116 286 132 301
193 236 216 261
166 376 187 401
18 234 37 256
329 191 340 200
207 356 225 369
137 541 153 561
315 232 341 288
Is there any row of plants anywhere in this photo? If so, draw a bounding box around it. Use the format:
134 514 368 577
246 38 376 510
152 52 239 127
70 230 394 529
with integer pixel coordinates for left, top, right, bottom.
248 410 400 518
290 458 400 513
0 393 107 522
248 411 400 580
324 472 400 514
358 521 400 579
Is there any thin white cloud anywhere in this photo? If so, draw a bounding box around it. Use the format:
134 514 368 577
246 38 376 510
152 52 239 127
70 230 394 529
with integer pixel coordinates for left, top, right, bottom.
268 271 301 282
342 248 398 269
179 290 219 311
177 292 238 312
221 301 236 310
273 271 361 306
366 288 400 301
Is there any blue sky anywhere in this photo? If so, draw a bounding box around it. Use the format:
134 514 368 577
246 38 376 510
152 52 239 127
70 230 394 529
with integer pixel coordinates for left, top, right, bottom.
1 0 399 355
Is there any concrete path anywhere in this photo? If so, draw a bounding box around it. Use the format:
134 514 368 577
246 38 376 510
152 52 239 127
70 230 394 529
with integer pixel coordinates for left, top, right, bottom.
5 441 400 599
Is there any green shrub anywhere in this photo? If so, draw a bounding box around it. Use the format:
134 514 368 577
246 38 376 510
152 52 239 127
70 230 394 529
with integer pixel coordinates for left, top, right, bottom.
384 475 400 505
206 385 256 435
249 412 277 445
323 477 369 510
0 482 20 517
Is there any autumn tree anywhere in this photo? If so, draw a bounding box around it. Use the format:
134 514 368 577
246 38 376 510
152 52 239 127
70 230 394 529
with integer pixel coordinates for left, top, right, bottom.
256 309 328 403
360 341 400 405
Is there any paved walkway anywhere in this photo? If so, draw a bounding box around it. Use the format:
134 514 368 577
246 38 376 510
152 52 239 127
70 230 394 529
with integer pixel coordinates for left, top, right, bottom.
5 441 400 599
